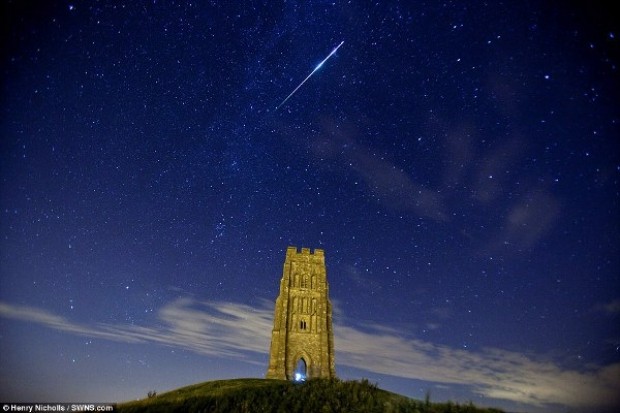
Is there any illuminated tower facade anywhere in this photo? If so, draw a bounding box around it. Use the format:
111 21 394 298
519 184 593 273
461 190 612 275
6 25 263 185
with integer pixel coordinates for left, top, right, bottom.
266 247 336 380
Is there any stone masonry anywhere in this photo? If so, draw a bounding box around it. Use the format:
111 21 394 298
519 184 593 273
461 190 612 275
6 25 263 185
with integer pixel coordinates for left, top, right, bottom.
266 246 336 380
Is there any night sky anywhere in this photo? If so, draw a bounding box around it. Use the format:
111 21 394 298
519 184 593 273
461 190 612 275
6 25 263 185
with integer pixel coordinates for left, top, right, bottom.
1 1 619 412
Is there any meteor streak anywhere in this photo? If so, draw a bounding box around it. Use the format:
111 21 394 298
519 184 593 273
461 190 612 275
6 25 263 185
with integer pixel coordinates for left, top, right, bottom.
275 41 344 111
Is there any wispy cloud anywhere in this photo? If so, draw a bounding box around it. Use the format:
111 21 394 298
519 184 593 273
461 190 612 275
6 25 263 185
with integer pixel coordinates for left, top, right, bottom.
472 137 524 203
308 119 448 221
1 299 619 410
0 299 273 361
592 299 620 315
503 189 560 248
334 324 620 409
341 264 382 294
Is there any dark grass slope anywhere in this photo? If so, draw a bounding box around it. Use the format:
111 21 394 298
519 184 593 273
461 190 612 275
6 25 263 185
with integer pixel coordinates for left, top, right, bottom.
117 378 504 413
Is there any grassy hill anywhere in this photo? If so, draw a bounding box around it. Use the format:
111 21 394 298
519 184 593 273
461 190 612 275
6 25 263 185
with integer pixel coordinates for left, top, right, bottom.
117 378 504 413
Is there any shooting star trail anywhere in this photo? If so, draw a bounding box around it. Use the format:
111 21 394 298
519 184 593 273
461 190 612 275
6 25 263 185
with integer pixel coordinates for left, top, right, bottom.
275 41 344 111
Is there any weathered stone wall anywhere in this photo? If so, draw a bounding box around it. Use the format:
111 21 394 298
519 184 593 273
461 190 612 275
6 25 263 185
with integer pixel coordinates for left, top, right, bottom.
266 246 336 380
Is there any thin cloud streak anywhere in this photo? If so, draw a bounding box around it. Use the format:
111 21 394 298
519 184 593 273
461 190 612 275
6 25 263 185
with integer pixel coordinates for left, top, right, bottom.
593 299 620 315
308 119 448 221
334 324 620 409
1 299 618 410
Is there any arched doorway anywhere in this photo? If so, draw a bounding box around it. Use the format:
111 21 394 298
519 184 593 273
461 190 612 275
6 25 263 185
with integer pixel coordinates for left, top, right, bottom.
293 358 307 382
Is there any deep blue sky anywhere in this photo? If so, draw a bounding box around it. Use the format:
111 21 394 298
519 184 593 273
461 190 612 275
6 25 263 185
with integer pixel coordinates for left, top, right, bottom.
1 1 619 412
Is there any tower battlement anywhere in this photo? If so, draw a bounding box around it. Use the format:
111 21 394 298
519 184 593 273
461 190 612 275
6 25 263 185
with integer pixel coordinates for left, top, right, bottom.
286 246 325 256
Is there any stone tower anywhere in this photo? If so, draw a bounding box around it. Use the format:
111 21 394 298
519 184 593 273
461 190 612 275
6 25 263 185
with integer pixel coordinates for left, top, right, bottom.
266 246 336 380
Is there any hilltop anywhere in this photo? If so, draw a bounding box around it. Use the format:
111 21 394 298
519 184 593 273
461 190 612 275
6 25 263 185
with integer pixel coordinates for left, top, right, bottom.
117 378 504 413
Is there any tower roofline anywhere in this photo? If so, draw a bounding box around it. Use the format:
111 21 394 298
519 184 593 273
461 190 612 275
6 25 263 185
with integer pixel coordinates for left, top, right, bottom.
287 246 325 256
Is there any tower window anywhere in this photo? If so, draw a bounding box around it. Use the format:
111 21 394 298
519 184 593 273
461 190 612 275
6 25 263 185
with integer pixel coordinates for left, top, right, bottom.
300 319 307 330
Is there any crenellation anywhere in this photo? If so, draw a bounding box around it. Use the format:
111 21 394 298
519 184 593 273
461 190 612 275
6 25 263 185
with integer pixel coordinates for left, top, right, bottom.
286 246 325 257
